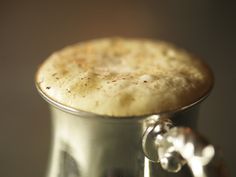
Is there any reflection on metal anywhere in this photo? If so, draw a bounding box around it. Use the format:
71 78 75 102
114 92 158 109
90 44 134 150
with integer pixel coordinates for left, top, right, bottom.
144 157 150 177
159 127 215 177
142 116 172 162
59 151 80 177
142 117 227 177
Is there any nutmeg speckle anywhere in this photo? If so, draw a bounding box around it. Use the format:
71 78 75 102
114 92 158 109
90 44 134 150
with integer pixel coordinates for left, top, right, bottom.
36 37 213 117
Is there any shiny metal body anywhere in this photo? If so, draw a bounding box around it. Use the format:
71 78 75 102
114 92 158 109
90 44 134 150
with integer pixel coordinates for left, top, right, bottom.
36 78 226 177
45 102 199 177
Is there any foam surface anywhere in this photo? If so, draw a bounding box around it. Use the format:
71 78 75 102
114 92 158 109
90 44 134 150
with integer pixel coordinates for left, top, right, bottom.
36 38 213 116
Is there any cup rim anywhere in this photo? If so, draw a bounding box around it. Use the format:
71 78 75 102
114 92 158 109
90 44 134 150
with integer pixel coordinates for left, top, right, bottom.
35 78 213 121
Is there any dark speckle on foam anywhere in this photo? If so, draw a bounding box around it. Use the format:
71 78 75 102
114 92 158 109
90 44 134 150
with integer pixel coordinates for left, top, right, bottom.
36 37 213 117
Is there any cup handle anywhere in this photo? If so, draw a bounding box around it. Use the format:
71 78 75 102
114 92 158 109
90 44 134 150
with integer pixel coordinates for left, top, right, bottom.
142 117 228 177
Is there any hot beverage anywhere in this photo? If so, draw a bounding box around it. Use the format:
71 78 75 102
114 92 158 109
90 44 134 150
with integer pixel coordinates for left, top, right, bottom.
36 38 212 117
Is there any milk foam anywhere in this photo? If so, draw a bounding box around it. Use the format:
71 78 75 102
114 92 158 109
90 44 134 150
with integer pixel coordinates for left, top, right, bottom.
36 38 213 117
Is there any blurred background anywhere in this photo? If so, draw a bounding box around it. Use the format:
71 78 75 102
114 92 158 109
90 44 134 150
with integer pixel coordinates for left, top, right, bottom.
0 0 235 177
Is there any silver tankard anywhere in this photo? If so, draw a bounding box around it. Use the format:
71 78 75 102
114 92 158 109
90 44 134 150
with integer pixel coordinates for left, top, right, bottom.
36 82 226 177
36 38 227 177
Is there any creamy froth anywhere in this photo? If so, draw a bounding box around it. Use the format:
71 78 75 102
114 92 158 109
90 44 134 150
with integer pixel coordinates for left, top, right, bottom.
36 38 213 117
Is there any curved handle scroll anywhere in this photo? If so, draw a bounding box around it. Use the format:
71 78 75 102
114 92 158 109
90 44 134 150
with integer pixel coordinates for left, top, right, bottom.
142 118 227 177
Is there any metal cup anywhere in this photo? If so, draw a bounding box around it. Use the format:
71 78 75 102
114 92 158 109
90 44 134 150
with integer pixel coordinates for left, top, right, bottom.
36 75 226 177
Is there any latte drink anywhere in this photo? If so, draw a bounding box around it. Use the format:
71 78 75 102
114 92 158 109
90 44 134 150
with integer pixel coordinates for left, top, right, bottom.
36 38 214 177
36 38 212 117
